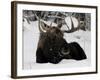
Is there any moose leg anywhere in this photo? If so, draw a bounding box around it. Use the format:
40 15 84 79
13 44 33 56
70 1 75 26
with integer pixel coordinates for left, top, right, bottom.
36 48 48 63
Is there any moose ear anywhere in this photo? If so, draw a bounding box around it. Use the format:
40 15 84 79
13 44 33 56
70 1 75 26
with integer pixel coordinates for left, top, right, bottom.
39 19 50 33
42 21 50 28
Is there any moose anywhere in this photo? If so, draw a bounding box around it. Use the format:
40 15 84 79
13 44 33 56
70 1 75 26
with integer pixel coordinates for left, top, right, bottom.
36 17 87 64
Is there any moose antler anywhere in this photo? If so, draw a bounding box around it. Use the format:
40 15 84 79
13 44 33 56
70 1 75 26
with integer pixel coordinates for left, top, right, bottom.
62 16 80 33
34 12 47 33
34 12 81 33
34 12 58 33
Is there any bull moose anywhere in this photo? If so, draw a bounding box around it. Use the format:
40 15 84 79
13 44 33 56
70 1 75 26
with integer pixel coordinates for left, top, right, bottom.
36 17 87 64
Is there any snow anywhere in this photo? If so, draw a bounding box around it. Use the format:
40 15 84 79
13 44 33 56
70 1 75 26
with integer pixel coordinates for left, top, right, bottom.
23 20 91 70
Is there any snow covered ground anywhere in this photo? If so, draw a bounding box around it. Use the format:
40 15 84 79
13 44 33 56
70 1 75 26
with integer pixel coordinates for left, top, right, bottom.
22 20 91 70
